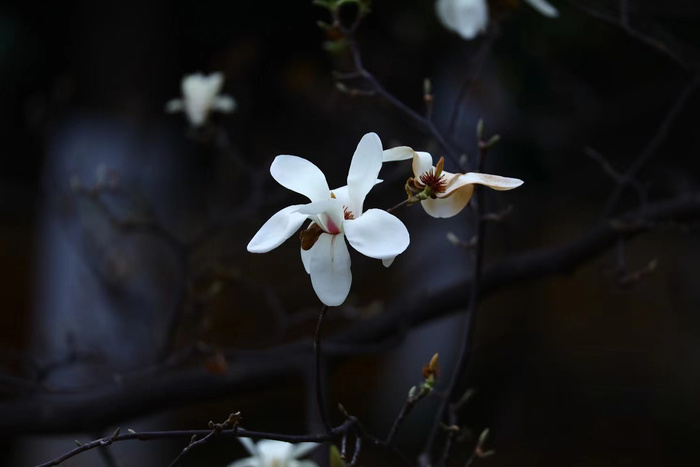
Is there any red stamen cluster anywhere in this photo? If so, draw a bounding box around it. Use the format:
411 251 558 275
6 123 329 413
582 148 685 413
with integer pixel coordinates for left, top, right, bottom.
343 206 355 220
419 170 447 194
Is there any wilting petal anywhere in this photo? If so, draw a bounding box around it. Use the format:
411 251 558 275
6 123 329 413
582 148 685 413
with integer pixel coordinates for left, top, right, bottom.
382 146 415 162
290 442 320 459
309 233 352 307
247 205 308 253
347 132 383 215
412 151 434 178
344 209 410 260
212 95 237 113
296 199 345 235
436 0 489 40
270 156 331 202
443 172 524 196
524 0 559 18
421 184 475 218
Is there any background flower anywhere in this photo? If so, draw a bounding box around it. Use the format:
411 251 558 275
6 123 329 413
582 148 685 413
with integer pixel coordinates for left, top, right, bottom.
383 148 523 218
229 438 319 467
166 72 236 127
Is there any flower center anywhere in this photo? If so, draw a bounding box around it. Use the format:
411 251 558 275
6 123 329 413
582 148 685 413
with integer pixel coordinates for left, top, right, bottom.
344 206 355 220
419 169 447 195
418 156 447 195
300 206 354 250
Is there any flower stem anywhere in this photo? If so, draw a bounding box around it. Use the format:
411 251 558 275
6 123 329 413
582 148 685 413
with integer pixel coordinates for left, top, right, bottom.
387 198 414 213
314 304 331 432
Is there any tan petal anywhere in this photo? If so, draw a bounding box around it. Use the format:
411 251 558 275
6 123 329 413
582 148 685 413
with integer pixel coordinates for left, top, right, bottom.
421 184 475 218
442 172 523 196
382 146 415 162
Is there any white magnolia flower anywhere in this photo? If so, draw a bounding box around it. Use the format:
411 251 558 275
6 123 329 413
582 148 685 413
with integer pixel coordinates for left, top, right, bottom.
436 0 489 40
229 438 319 467
383 147 523 218
165 72 236 127
247 133 411 306
436 0 558 40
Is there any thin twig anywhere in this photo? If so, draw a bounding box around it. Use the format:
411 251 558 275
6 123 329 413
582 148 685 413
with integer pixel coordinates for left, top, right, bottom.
315 304 331 432
570 0 697 70
446 29 496 139
602 77 699 217
37 421 354 467
420 133 491 466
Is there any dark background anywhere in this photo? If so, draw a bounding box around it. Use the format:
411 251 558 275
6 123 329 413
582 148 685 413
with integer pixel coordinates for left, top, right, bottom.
2 0 700 465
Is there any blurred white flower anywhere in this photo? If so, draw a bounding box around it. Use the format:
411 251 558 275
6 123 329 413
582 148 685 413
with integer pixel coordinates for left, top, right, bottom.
436 0 489 40
229 438 319 467
247 133 411 306
435 0 558 40
383 147 523 218
165 72 236 127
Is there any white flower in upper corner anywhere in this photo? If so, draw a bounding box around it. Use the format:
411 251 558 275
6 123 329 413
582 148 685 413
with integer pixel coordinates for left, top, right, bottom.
435 0 558 40
383 147 524 218
436 0 489 40
247 133 411 307
229 438 319 467
165 72 236 127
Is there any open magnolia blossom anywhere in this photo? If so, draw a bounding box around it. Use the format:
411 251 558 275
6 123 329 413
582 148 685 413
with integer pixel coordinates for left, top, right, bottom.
165 72 236 127
436 0 558 40
247 133 411 306
383 147 524 218
228 438 319 467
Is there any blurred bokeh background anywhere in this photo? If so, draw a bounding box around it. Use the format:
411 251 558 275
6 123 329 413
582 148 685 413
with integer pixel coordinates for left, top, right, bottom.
2 0 700 465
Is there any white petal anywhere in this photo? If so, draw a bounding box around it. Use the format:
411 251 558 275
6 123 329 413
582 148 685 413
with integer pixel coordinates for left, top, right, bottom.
165 99 183 113
382 257 395 268
344 209 410 260
296 199 345 235
290 442 320 459
412 151 434 178
301 246 312 274
237 437 259 456
227 458 260 467
330 179 382 210
247 205 308 253
421 187 474 218
347 132 383 215
213 95 237 113
257 440 295 462
436 0 489 40
446 172 524 193
270 156 330 202
524 0 559 18
382 146 415 162
309 233 352 307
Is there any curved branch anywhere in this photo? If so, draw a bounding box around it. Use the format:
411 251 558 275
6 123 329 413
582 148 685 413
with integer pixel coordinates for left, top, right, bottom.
4 194 700 437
